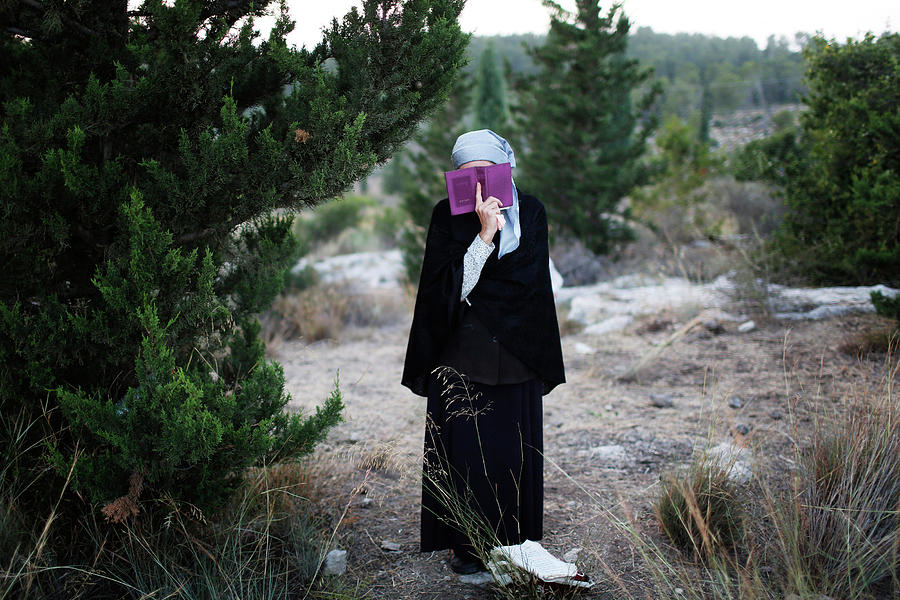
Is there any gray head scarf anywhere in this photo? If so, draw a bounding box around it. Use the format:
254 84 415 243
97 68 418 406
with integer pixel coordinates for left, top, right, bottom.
450 129 521 258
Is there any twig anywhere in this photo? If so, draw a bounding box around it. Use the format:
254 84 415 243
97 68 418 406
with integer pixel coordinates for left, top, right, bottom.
618 316 705 382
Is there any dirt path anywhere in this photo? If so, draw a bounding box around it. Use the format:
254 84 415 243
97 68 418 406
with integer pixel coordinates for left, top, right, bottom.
278 306 888 599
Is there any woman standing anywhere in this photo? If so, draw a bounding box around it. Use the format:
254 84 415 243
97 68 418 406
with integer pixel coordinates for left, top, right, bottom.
401 130 565 574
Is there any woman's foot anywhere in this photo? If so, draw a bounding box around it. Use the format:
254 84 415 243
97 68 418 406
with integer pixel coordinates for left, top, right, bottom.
450 549 485 574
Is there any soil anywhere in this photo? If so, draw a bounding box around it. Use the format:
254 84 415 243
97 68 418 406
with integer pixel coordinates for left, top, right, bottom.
277 299 892 599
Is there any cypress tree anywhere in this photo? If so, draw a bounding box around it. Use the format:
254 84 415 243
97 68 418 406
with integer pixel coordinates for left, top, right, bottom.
474 41 509 132
0 0 466 513
515 0 661 254
393 74 473 282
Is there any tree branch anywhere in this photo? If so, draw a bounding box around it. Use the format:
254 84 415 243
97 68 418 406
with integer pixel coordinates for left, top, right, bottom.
17 0 100 37
4 26 30 37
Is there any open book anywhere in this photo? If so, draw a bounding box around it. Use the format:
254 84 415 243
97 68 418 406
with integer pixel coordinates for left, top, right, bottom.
486 540 594 588
444 162 513 215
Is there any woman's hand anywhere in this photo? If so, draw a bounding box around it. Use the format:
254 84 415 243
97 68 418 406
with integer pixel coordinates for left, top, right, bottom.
474 181 504 244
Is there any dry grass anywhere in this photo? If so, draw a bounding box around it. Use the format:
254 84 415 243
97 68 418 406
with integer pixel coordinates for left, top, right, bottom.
838 318 898 356
655 452 746 558
261 283 410 351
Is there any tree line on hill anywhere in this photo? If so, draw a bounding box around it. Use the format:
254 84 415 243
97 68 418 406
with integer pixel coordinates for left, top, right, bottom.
466 27 807 116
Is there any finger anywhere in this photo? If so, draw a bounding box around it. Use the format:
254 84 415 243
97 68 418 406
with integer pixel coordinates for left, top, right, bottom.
475 181 483 205
485 197 501 211
496 213 504 230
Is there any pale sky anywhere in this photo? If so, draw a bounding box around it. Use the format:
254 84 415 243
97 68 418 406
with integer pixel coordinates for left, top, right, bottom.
268 0 896 50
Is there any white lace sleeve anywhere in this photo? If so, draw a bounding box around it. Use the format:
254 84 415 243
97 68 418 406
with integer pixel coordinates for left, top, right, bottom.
461 235 494 302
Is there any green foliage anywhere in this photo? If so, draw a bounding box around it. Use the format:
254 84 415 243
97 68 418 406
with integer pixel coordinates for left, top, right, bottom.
768 34 900 286
628 28 808 116
293 194 374 247
871 290 900 323
632 116 725 242
392 74 473 283
469 30 808 119
0 0 467 514
730 126 805 184
473 42 509 132
515 0 661 254
466 34 544 76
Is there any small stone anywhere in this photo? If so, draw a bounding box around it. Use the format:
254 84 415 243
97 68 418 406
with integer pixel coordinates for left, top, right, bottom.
574 342 595 355
708 442 752 484
674 588 684 595
458 571 493 585
650 393 674 408
591 444 627 462
604 403 613 411
380 540 401 552
703 320 725 334
728 396 743 409
563 548 581 563
323 549 347 575
734 423 751 435
769 410 783 420
737 320 756 333
359 496 374 508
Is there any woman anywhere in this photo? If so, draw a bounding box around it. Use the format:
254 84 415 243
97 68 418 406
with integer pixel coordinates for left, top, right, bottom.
401 129 565 574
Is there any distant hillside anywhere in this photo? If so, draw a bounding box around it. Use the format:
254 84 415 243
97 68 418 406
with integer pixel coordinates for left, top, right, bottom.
467 27 808 116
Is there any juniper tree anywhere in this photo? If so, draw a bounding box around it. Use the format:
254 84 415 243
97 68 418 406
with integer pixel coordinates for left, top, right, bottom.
0 0 466 513
515 0 660 254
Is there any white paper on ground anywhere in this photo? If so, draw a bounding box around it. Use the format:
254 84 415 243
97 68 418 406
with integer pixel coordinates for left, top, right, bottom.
486 540 593 588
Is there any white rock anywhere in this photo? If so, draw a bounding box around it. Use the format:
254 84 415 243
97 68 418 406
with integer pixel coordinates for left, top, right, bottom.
323 549 347 575
769 282 898 320
294 250 404 291
380 540 402 552
458 571 493 585
737 320 756 333
584 315 633 336
563 548 581 563
706 443 752 484
574 342 595 355
591 444 627 463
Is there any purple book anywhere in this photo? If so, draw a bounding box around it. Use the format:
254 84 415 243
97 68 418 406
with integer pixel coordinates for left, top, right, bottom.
444 162 513 216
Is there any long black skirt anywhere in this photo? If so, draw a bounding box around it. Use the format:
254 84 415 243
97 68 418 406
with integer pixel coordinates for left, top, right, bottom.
420 370 543 554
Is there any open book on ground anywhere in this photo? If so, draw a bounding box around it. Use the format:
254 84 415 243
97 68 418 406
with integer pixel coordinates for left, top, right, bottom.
486 540 594 588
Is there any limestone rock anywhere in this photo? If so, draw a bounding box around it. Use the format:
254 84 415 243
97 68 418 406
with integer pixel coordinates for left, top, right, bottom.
323 549 347 575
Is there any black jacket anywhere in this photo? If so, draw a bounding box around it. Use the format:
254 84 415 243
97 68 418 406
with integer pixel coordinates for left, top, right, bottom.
401 193 565 396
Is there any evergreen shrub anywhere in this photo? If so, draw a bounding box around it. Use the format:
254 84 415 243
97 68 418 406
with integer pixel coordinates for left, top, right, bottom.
766 34 900 287
0 0 466 514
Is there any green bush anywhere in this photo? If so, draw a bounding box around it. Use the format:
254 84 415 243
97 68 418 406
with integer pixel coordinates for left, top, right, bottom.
765 34 900 287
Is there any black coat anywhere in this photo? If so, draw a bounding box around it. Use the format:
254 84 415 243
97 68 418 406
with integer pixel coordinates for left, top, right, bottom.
401 193 565 397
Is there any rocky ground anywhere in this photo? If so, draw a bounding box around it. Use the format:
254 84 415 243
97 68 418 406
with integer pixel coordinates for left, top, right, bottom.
276 254 896 599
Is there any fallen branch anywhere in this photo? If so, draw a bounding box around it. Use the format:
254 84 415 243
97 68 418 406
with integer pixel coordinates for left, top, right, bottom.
618 315 705 382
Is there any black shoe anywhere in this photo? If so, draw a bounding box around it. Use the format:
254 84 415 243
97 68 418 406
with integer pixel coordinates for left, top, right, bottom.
450 553 484 575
